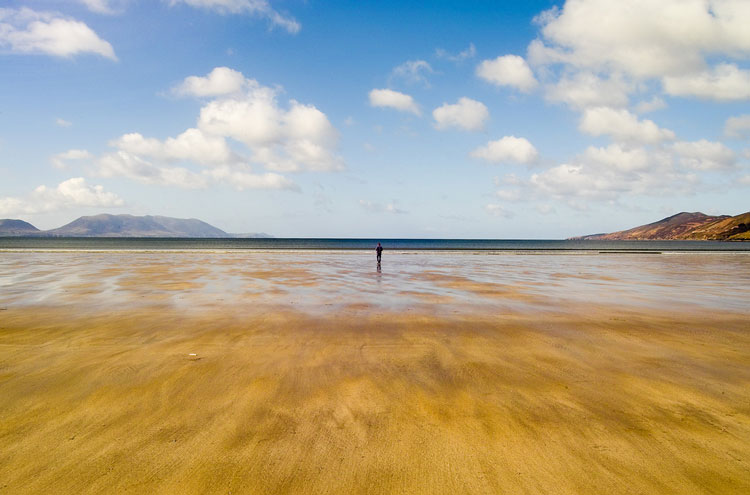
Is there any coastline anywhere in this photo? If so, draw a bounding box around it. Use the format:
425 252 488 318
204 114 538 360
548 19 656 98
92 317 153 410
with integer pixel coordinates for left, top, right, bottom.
2 237 750 252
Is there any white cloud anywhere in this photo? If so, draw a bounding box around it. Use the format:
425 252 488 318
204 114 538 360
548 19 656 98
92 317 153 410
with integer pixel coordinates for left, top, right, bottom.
725 115 750 139
529 0 750 106
484 204 513 218
0 8 116 59
545 72 630 109
529 0 750 80
476 54 538 92
634 97 667 114
580 143 652 173
391 60 433 86
110 128 236 165
51 149 93 169
0 177 123 216
436 43 476 62
96 67 338 188
168 0 300 34
663 64 750 101
500 142 705 206
530 164 611 201
368 89 420 115
55 118 72 127
204 165 298 190
98 151 209 188
672 139 736 171
172 66 247 97
579 107 675 144
432 97 489 132
470 136 539 165
199 89 342 172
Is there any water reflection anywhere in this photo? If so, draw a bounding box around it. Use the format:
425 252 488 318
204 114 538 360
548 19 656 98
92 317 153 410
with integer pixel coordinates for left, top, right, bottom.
0 251 748 314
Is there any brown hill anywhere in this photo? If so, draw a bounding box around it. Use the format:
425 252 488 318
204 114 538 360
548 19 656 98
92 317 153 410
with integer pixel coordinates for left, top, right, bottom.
574 211 749 241
683 212 750 240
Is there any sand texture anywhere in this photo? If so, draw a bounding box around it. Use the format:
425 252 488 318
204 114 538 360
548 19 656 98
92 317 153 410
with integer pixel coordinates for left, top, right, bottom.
0 251 749 493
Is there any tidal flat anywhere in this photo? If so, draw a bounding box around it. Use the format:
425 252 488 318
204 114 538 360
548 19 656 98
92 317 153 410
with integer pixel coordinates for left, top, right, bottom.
0 250 748 494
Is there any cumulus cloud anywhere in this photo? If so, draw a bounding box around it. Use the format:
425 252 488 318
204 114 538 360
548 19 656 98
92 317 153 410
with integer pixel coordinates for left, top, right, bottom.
391 60 433 86
368 89 421 115
168 0 300 34
97 151 209 188
0 177 123 216
725 115 750 139
436 43 476 62
199 89 342 172
473 1 750 208
55 118 72 128
476 54 538 92
470 136 539 165
545 72 630 109
501 142 699 207
529 0 750 103
529 1 750 78
672 139 736 171
96 67 339 189
0 8 116 59
203 165 298 191
51 149 93 169
432 97 489 132
663 64 750 101
99 150 296 191
172 66 247 97
529 148 681 203
634 97 667 114
110 128 237 165
579 107 675 144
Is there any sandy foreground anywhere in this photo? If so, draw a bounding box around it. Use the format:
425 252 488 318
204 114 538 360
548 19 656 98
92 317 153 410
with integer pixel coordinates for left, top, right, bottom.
0 251 749 494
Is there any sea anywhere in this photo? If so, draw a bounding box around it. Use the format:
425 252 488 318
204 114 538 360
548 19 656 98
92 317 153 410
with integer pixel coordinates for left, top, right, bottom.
1 237 749 251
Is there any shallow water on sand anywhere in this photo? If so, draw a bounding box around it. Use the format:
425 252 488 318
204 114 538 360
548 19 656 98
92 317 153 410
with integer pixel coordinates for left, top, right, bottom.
1 250 748 314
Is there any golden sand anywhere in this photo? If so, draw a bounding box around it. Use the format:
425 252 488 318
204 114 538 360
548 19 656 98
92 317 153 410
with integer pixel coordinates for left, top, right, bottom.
1 305 748 494
0 251 749 493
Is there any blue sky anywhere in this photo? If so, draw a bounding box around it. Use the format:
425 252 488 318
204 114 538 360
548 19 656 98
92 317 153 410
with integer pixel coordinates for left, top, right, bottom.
1 0 748 237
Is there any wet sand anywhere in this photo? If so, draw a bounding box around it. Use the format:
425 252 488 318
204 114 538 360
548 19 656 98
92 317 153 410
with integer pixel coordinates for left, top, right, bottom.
0 251 749 493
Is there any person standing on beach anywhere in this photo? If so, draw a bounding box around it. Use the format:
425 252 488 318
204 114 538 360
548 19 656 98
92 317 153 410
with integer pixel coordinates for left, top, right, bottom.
376 242 383 264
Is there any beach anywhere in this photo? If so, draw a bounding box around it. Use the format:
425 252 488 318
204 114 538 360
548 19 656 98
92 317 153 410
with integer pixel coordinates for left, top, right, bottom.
1 250 749 493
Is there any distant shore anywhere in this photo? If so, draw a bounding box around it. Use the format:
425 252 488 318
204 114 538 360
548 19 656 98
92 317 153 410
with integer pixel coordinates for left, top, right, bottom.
2 237 750 252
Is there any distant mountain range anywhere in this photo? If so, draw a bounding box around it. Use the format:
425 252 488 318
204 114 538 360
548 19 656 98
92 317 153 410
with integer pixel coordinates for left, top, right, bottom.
573 211 750 241
0 214 272 238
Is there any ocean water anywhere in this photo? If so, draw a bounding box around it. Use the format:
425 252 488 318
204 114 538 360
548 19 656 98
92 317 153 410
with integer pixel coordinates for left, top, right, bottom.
0 237 748 251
